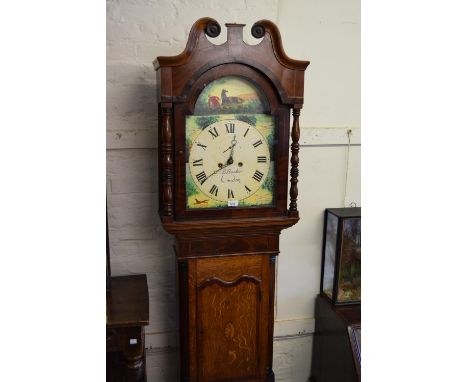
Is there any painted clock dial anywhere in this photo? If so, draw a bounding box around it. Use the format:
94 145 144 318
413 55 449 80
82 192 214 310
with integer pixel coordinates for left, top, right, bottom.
185 76 276 209
188 119 270 204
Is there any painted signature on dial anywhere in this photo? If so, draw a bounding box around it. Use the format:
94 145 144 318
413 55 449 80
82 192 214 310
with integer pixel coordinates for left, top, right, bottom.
221 168 242 183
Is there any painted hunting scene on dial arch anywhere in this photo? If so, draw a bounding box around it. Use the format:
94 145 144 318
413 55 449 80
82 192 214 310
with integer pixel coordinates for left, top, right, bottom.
194 75 269 115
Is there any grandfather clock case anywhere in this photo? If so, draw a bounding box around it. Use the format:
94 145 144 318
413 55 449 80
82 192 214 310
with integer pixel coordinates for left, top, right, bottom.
155 18 309 382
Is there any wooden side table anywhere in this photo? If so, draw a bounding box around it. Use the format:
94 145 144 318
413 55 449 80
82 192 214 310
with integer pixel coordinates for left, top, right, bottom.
107 275 149 382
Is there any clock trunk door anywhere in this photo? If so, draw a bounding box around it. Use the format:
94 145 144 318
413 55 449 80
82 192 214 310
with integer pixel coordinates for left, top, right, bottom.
187 255 272 382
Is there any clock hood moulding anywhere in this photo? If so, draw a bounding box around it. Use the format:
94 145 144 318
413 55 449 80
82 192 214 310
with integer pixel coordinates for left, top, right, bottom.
154 18 309 106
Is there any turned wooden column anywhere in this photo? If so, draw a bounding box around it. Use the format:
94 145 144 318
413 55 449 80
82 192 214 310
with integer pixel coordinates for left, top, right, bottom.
161 103 174 219
289 106 301 217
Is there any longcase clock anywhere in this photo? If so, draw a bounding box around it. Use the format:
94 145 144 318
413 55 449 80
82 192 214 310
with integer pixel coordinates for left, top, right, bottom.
154 18 309 382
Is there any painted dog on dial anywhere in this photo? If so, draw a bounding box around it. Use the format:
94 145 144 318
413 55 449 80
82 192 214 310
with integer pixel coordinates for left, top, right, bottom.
221 89 244 105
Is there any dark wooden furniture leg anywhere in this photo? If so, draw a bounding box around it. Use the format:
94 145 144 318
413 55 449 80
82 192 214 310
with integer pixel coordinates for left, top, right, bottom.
122 326 146 382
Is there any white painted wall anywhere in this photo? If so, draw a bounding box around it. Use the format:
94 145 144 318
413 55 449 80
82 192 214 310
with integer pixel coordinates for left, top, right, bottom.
107 0 360 381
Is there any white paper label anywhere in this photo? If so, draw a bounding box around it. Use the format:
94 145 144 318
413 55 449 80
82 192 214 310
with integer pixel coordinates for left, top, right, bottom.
228 200 239 207
129 338 138 345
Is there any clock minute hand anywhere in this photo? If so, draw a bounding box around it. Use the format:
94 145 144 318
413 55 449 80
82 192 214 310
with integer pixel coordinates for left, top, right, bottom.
204 162 230 181
223 137 238 154
226 135 237 165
